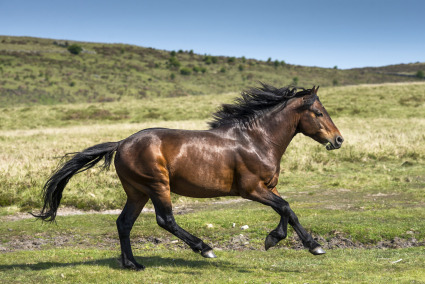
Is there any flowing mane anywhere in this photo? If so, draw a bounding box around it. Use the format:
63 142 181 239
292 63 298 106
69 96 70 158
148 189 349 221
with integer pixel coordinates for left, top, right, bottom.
208 83 314 129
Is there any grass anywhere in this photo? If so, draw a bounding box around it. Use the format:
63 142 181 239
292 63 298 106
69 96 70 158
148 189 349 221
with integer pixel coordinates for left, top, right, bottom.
1 248 424 283
0 82 424 282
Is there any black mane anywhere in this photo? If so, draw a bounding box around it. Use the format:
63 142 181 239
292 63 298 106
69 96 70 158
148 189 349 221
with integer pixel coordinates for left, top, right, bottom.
208 83 314 129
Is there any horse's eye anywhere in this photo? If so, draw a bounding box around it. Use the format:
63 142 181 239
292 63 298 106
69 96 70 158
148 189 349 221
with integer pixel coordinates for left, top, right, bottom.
315 111 323 117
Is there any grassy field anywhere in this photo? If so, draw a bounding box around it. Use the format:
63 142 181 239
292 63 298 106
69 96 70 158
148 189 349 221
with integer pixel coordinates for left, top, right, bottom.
1 82 424 282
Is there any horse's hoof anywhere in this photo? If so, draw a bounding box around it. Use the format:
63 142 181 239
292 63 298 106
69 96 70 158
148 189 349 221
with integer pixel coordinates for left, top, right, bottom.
265 234 280 251
201 250 217 258
118 255 145 271
309 246 326 255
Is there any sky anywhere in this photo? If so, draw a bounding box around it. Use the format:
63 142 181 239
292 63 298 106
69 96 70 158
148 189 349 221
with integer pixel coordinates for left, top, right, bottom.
0 0 424 69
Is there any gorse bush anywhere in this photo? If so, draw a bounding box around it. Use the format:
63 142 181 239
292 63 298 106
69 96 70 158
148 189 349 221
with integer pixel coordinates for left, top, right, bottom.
67 44 83 55
168 56 181 68
180 67 192 75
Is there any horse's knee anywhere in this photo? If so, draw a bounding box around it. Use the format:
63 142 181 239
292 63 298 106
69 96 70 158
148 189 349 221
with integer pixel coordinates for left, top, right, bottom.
156 214 178 232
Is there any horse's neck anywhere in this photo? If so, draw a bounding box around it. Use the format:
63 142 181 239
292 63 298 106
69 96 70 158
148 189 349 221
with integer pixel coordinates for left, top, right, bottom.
250 107 300 159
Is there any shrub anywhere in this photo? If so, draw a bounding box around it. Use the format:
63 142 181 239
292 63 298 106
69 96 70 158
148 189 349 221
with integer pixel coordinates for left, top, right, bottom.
292 77 299 85
170 50 176 57
416 70 424 79
67 44 83 55
220 67 226 73
193 66 201 73
274 60 279 68
180 67 192 75
170 73 176 80
204 56 212 65
238 64 244 71
169 56 181 68
227 57 235 64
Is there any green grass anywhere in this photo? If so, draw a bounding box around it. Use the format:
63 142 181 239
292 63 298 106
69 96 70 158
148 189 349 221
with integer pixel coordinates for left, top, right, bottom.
1 248 424 283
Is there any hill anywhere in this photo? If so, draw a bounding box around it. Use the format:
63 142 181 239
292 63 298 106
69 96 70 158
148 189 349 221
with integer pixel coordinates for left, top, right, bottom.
1 35 424 106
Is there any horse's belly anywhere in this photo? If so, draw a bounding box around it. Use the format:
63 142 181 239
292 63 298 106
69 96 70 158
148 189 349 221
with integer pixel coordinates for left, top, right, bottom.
169 171 235 198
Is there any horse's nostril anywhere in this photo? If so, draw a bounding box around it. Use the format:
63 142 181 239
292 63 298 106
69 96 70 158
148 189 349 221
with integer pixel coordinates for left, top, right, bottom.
336 136 344 145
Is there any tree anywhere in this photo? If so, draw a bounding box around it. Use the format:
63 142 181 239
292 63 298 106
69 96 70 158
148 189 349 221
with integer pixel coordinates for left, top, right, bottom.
416 70 424 79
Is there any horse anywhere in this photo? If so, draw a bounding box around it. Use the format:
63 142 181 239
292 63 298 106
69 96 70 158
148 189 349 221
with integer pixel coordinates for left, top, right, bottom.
33 84 343 270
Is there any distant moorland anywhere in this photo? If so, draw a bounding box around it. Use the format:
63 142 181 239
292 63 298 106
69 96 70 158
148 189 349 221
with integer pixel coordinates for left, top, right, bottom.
1 35 424 107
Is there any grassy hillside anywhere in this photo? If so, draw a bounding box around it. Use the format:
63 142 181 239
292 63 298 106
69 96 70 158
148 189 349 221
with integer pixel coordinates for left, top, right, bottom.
1 35 424 107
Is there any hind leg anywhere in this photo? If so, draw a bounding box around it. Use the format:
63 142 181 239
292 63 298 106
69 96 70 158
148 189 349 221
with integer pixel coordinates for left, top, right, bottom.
150 188 216 258
116 180 149 270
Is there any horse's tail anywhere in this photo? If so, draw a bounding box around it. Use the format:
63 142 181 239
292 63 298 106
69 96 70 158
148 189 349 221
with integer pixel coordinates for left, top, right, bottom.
31 141 120 222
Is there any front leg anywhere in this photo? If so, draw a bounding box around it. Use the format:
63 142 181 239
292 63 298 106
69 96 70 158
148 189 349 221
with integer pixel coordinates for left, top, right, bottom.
265 188 288 250
265 215 288 250
245 186 325 255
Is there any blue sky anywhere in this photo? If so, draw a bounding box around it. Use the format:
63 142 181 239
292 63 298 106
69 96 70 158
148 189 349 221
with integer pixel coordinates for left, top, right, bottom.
0 0 424 69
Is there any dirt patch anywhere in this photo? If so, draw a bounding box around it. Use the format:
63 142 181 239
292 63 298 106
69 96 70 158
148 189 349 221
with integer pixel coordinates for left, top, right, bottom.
1 232 423 253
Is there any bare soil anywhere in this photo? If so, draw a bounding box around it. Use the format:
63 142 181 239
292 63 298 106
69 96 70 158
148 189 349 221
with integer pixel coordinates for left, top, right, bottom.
1 228 423 253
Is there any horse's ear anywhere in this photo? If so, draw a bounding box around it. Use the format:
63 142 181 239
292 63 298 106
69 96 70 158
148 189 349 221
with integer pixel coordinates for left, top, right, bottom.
311 86 319 94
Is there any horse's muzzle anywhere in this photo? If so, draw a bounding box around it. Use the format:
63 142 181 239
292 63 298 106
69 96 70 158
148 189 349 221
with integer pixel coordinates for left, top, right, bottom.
326 135 344 150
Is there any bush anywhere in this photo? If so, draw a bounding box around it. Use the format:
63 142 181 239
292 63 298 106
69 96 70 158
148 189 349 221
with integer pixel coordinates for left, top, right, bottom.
170 50 176 57
180 67 192 75
204 56 212 65
238 64 244 71
169 56 181 68
227 57 235 64
67 44 83 55
204 56 218 65
416 70 424 79
220 67 226 73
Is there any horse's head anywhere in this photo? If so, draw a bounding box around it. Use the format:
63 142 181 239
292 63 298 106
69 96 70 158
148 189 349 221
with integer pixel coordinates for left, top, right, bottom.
295 86 343 150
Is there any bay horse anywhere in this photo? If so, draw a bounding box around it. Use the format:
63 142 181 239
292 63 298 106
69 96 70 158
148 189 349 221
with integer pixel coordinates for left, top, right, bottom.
33 84 343 270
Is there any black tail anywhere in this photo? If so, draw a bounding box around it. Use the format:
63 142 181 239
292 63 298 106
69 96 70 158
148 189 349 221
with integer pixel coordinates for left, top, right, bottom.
32 142 120 222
